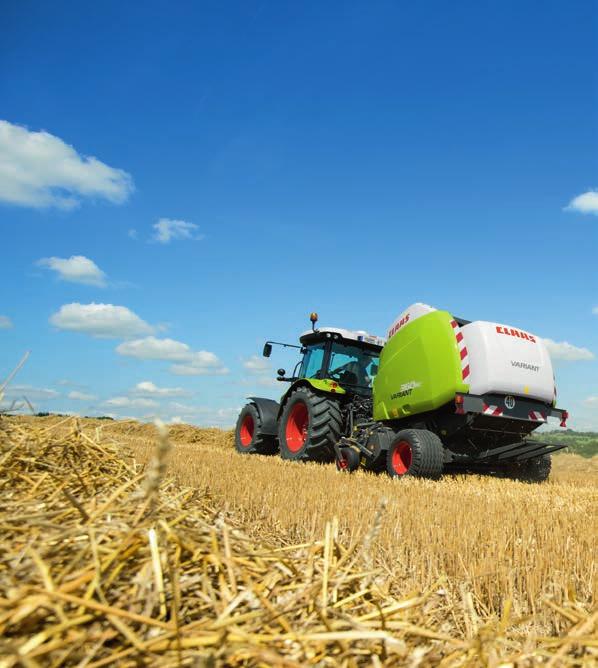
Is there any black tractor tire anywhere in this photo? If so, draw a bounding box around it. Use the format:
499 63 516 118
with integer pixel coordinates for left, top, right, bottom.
336 446 360 472
234 403 278 455
278 386 343 461
386 429 444 479
506 454 552 483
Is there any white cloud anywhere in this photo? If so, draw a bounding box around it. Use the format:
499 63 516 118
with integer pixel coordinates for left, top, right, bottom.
68 390 97 401
116 336 191 360
2 385 60 401
240 376 279 388
0 120 133 209
116 336 228 375
57 379 88 388
0 315 13 329
167 403 240 427
593 307 598 315
77 398 238 428
38 255 107 286
199 406 241 428
243 355 271 374
133 381 188 397
151 218 202 244
543 338 595 362
128 229 138 240
582 396 598 406
50 303 154 339
168 401 199 416
566 190 598 216
104 396 158 408
170 351 229 376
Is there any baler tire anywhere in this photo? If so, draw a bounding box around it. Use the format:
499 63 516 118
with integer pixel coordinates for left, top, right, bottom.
386 429 444 480
234 403 278 455
278 386 343 461
336 447 360 472
507 454 552 483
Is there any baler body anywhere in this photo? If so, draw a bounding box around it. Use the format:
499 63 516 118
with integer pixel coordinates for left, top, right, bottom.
373 309 468 421
372 303 564 440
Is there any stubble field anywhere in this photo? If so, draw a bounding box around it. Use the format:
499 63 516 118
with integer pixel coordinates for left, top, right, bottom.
0 415 596 666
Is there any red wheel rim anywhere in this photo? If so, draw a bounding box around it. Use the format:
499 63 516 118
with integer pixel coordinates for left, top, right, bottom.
285 402 309 452
239 414 254 447
337 453 349 470
391 440 412 475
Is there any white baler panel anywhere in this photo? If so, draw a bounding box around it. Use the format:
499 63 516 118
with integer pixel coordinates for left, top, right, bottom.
460 321 554 403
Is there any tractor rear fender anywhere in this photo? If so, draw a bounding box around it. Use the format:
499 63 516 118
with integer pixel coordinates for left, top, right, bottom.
276 378 346 418
247 397 280 436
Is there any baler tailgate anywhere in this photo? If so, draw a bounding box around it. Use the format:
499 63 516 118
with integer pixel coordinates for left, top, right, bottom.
456 392 568 427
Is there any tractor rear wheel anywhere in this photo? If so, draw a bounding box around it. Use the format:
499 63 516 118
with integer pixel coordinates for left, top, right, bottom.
234 403 278 455
278 386 343 461
386 429 444 479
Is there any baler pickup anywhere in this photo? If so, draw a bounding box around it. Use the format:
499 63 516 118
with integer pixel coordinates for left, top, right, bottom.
471 439 567 463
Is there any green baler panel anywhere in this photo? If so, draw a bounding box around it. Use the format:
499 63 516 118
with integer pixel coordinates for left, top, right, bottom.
373 310 469 421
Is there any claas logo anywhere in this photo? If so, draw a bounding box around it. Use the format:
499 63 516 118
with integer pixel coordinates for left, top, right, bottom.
496 326 536 343
388 313 410 337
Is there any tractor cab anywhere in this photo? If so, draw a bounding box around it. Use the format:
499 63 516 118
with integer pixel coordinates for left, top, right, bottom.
261 314 385 396
295 327 384 395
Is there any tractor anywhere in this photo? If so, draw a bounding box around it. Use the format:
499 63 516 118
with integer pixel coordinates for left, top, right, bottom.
235 306 568 482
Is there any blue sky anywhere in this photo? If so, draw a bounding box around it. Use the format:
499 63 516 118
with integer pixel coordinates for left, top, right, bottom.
1 1 597 428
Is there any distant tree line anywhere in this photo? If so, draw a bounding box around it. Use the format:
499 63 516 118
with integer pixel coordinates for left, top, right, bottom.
535 430 598 458
33 412 114 421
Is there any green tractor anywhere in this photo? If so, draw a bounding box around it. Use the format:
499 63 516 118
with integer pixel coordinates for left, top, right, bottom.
235 306 568 482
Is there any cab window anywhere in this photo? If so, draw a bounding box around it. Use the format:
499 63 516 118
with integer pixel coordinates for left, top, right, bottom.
328 344 379 389
299 343 326 379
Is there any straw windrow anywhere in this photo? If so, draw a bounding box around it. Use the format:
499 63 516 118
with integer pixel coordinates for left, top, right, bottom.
0 415 596 666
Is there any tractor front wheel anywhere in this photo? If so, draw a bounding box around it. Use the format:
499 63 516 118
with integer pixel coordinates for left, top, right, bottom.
278 386 343 461
386 429 444 479
234 403 278 455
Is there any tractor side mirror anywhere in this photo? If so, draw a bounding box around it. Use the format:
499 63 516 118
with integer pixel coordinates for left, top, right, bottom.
263 343 272 357
277 368 286 377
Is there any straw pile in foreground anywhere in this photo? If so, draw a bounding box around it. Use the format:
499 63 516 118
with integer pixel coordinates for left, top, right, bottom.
0 416 596 666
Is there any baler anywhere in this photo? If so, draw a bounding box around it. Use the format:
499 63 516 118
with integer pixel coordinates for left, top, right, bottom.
235 305 568 481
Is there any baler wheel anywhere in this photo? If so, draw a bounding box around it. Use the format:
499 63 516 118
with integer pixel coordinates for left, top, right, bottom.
386 429 444 479
234 403 278 455
336 447 360 472
506 453 552 483
278 386 343 461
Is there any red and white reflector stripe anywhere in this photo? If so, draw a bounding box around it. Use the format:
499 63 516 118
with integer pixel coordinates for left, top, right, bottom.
450 319 470 382
528 410 546 422
482 403 503 417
